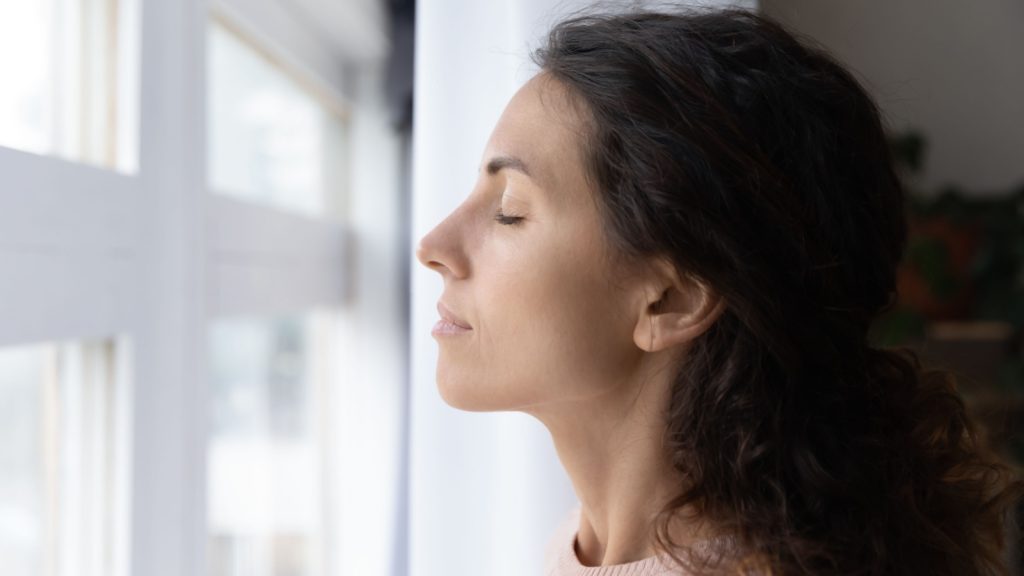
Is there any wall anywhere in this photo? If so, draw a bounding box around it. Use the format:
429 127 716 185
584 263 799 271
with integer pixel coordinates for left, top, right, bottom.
762 0 1024 194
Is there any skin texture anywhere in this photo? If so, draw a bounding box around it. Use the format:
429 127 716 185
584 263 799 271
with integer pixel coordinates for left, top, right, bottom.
416 73 726 567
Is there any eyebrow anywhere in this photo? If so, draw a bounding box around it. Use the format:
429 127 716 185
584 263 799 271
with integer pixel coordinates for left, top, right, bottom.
484 155 533 179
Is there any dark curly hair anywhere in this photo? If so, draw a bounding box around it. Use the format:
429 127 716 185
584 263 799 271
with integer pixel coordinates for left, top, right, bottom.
533 7 1023 576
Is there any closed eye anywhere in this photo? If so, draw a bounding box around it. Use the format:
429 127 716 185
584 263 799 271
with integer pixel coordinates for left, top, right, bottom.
493 210 525 226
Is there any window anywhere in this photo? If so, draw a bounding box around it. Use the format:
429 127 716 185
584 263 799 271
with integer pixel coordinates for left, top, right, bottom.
202 9 379 575
207 18 348 220
207 313 333 576
0 1 398 574
0 338 130 576
0 0 139 172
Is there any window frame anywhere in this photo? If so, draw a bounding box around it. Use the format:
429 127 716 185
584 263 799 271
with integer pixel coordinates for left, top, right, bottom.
0 0 369 574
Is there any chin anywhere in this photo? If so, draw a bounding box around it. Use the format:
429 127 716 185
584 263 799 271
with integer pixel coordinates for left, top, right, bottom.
435 371 525 413
436 377 494 412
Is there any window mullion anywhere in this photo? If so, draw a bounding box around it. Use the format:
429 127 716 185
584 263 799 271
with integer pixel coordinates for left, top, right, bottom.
131 1 210 576
0 147 142 346
205 195 349 318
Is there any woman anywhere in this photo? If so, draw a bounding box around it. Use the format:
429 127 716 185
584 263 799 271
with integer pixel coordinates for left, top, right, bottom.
416 7 1022 575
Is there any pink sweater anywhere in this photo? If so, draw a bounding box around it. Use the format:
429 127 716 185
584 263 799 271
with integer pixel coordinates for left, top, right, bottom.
543 507 692 575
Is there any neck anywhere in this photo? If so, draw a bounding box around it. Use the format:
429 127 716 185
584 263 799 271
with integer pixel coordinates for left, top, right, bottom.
526 354 710 566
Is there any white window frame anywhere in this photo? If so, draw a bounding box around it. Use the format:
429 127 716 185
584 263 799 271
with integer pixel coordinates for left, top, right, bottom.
0 0 405 575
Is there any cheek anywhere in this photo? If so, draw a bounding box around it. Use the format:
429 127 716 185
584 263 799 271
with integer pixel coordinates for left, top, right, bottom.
433 215 639 412
475 231 638 405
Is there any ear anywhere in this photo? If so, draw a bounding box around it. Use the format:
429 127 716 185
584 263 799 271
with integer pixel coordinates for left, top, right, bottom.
632 260 727 353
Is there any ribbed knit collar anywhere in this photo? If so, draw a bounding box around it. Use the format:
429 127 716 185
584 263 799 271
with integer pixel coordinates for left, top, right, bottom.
544 507 683 575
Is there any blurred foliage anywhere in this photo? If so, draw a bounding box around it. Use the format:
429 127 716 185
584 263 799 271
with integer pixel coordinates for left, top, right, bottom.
869 131 1024 393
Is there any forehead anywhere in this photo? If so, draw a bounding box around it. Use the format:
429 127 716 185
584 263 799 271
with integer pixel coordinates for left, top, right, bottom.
482 74 591 193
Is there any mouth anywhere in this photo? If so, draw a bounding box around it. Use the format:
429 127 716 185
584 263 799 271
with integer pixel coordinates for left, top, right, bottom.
434 302 472 336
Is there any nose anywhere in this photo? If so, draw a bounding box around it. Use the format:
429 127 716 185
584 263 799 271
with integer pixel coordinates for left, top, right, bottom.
415 218 469 279
414 240 438 271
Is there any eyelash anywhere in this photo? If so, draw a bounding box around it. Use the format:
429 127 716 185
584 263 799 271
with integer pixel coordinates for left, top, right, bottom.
493 209 525 226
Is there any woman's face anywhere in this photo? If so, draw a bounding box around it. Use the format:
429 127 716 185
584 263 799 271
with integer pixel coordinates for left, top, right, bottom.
416 74 646 413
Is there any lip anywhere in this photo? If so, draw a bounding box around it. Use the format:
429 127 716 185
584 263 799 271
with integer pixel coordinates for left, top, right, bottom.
434 302 472 336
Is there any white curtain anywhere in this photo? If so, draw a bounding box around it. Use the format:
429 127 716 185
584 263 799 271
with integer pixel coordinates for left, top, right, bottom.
409 1 753 575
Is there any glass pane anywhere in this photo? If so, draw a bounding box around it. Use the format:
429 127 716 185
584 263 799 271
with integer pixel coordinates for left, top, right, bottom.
208 314 325 576
0 0 138 172
0 345 46 576
0 1 53 156
207 21 347 219
0 338 126 576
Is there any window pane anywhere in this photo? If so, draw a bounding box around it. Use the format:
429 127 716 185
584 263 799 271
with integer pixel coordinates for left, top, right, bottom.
207 20 348 219
0 345 45 576
0 338 128 576
0 1 53 157
208 314 329 576
0 0 139 172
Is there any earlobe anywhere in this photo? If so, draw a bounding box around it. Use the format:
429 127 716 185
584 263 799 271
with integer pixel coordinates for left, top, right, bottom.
632 277 725 353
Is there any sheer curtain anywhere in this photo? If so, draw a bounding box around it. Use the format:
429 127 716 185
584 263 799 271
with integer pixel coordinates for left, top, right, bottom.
409 2 752 575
